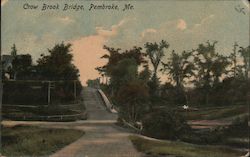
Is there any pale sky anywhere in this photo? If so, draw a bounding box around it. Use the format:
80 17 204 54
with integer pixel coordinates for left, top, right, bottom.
1 0 249 84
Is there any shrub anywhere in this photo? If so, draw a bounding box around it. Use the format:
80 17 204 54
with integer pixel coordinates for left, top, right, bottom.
223 115 249 138
142 109 190 140
116 80 150 122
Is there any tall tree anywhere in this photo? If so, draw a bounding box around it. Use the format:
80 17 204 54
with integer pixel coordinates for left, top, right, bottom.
162 50 195 89
11 44 17 56
98 45 146 95
238 45 250 79
231 42 238 78
194 41 230 105
37 42 79 80
12 54 32 79
117 80 149 123
145 40 169 80
139 64 151 83
161 50 195 105
145 40 169 95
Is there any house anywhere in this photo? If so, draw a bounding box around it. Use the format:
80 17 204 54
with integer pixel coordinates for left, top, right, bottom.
2 55 14 71
1 54 15 79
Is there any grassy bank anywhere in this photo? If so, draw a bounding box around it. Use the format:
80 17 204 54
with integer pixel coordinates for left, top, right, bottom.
129 135 246 157
1 125 84 156
183 105 249 120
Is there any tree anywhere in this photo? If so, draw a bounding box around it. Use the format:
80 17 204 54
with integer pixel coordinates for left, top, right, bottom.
142 109 190 140
86 78 100 88
117 80 149 122
194 41 230 105
100 45 146 76
12 54 32 79
230 42 238 78
11 44 17 56
98 45 146 96
139 64 151 83
161 50 195 105
238 45 250 79
145 40 169 95
37 42 79 80
162 50 195 89
110 58 138 94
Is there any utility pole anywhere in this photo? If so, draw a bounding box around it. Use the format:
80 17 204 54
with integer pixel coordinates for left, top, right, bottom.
47 81 55 105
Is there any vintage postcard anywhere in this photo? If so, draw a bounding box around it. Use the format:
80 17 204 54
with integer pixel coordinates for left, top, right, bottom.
1 0 249 156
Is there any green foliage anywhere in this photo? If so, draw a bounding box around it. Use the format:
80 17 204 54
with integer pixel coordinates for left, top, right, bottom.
111 58 138 87
194 41 230 87
145 40 169 76
37 43 79 80
160 82 186 105
99 45 145 77
86 78 100 88
162 50 195 88
98 45 146 96
193 41 230 105
138 65 151 83
12 54 33 79
181 115 249 148
142 109 190 140
145 40 169 96
238 46 250 79
2 80 82 105
224 115 249 138
116 80 149 122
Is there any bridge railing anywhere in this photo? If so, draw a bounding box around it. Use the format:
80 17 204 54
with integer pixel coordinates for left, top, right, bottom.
97 89 117 113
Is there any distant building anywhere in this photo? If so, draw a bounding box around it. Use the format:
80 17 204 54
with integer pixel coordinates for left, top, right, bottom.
2 55 14 71
1 54 15 79
1 53 33 80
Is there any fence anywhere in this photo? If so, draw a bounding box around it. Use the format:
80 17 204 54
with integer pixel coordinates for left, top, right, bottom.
3 111 87 122
2 80 82 105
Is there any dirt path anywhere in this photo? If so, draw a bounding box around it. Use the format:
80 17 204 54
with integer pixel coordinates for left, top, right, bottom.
2 87 142 157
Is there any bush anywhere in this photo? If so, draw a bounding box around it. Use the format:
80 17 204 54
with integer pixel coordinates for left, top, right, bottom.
223 115 249 138
181 129 224 145
116 80 150 122
181 115 249 146
2 81 82 105
142 109 190 140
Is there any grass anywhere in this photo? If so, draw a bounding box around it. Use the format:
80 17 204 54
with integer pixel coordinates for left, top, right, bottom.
1 125 85 156
2 103 87 121
129 135 246 157
183 105 249 120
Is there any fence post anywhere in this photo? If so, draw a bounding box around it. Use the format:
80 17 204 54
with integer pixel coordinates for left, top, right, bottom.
74 80 77 101
48 81 51 105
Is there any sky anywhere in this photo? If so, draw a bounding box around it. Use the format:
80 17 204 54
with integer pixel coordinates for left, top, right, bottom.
1 0 249 84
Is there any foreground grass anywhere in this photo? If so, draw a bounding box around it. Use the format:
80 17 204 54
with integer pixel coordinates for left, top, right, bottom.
1 125 84 156
129 135 246 157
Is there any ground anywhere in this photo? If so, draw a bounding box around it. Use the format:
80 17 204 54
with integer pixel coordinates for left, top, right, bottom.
2 87 142 157
1 87 248 157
